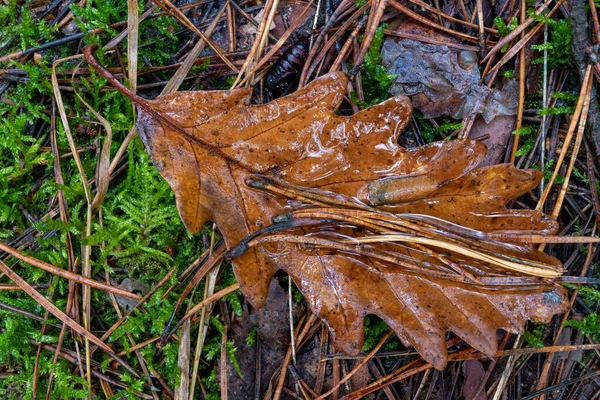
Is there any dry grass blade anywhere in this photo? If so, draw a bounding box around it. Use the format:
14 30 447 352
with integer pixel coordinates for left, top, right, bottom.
0 260 113 353
537 65 593 211
104 4 157 50
389 0 480 43
189 225 220 399
164 283 240 341
315 331 393 399
231 0 278 88
75 93 112 209
51 55 92 204
108 1 228 176
220 323 228 400
484 234 600 244
176 318 191 400
152 0 238 72
509 0 528 163
491 335 522 400
127 0 139 93
481 0 559 63
236 0 314 87
273 314 317 400
550 68 594 219
161 1 229 95
0 242 141 299
350 0 387 75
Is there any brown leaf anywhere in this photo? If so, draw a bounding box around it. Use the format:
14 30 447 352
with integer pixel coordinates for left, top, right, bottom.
85 45 568 370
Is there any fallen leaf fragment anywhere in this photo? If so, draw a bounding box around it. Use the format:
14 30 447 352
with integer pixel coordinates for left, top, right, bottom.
85 44 568 369
382 18 518 123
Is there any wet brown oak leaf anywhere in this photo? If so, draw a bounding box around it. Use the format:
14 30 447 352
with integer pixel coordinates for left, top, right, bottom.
85 45 568 370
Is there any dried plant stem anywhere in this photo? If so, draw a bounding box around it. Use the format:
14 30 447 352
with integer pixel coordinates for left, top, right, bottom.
189 224 220 399
316 331 392 399
165 284 240 340
509 0 527 163
486 0 565 78
0 242 141 299
550 73 593 219
236 0 314 87
537 65 593 211
176 317 191 400
51 55 91 203
82 205 93 395
491 335 523 400
482 0 558 64
475 0 485 48
127 0 139 93
152 0 237 72
220 323 228 400
0 260 112 353
231 0 278 87
273 314 317 400
389 0 480 43
540 21 549 192
338 234 560 277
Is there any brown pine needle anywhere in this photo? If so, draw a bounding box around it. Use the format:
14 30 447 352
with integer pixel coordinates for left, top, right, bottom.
0 260 113 353
316 331 393 399
0 242 141 300
164 283 240 340
537 65 593 211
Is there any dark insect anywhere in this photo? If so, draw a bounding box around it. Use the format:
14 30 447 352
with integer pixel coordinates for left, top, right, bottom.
264 38 309 99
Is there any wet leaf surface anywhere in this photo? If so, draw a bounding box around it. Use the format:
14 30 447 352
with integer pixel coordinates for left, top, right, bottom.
86 47 568 369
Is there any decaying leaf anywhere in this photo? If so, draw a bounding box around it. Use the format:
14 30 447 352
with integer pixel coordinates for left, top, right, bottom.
382 18 518 123
85 45 568 370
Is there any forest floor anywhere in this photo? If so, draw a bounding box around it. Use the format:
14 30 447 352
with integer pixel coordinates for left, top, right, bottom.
1 0 600 399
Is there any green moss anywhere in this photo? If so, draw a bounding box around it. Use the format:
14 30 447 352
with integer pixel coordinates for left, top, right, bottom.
355 24 397 107
530 15 572 67
523 322 546 348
